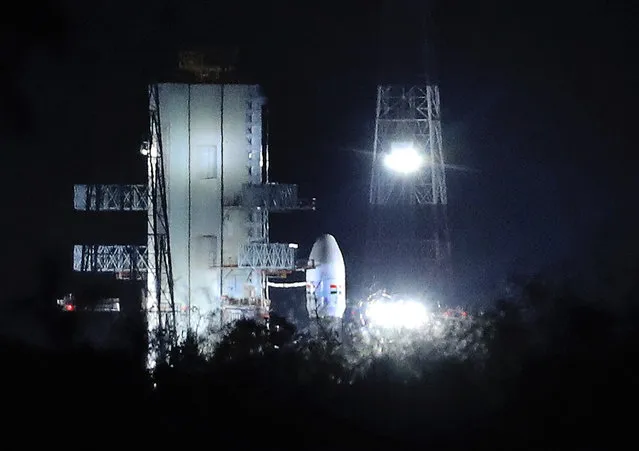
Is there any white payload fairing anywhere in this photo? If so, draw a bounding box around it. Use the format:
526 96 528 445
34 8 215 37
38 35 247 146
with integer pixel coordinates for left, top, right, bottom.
305 234 346 320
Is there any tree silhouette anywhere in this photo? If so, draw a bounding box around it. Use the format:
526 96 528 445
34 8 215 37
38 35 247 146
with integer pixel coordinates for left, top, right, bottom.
3 267 639 447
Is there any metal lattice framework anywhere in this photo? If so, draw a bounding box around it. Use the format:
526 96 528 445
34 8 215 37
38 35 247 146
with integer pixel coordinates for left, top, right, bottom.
73 184 148 211
238 243 297 270
370 85 446 206
239 183 315 212
72 182 148 280
367 84 451 295
143 85 177 358
73 245 148 276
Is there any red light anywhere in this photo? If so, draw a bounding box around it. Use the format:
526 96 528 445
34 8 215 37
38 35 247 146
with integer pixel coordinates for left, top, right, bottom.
65 304 75 312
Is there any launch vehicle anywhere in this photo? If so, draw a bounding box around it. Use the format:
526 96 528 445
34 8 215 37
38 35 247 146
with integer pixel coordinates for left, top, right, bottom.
305 234 346 321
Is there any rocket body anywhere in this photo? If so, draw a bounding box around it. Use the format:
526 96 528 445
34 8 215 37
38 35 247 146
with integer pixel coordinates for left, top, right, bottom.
305 234 346 320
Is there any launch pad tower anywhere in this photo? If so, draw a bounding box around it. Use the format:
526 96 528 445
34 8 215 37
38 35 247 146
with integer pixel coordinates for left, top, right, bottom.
145 81 312 344
72 53 314 361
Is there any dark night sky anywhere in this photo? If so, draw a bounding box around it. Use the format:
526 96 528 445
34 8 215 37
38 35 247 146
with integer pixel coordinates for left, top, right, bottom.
1 0 637 304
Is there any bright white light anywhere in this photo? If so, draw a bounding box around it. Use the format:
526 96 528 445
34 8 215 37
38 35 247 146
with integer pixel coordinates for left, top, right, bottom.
383 143 424 174
288 243 299 249
365 300 429 329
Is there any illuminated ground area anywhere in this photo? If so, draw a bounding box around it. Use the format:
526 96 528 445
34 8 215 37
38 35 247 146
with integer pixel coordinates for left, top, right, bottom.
341 296 477 367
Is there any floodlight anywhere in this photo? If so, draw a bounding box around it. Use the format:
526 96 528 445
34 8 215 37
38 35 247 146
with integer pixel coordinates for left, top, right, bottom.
383 143 425 174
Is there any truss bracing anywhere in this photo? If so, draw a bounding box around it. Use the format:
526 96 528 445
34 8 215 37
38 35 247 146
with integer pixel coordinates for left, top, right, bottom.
73 184 148 211
73 244 148 276
370 85 446 206
143 84 177 362
222 183 315 211
238 243 297 270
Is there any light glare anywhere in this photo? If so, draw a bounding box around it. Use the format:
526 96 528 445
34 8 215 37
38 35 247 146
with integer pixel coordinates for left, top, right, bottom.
383 143 424 174
365 300 429 329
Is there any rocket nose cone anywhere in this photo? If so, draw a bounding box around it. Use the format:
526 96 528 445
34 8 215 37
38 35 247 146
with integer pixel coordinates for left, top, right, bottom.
309 234 345 268
318 234 338 250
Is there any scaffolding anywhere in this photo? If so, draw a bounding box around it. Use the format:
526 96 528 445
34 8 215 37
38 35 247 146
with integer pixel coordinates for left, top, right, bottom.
72 183 150 280
238 243 297 270
237 183 315 212
73 245 148 276
73 184 148 211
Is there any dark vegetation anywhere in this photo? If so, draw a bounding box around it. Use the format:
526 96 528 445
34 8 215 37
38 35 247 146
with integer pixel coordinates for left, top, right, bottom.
2 273 637 449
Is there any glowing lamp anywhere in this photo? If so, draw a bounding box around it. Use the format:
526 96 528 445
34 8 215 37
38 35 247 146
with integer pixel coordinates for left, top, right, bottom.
383 143 425 174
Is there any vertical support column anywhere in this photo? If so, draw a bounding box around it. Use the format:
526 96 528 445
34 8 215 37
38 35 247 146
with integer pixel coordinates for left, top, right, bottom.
219 84 225 329
144 84 176 367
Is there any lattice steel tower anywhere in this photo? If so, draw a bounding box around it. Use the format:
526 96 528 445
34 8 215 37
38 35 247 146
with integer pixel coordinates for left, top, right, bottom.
367 85 451 299
142 84 177 361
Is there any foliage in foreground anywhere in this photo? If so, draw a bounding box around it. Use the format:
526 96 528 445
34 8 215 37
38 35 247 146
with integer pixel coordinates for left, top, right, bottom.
147 276 639 447
2 276 638 448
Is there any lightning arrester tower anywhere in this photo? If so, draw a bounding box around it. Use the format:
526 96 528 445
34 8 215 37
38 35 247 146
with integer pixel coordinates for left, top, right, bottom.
368 85 451 299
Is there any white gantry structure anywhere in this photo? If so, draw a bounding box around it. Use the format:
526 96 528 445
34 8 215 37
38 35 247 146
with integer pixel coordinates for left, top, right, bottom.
73 82 313 357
